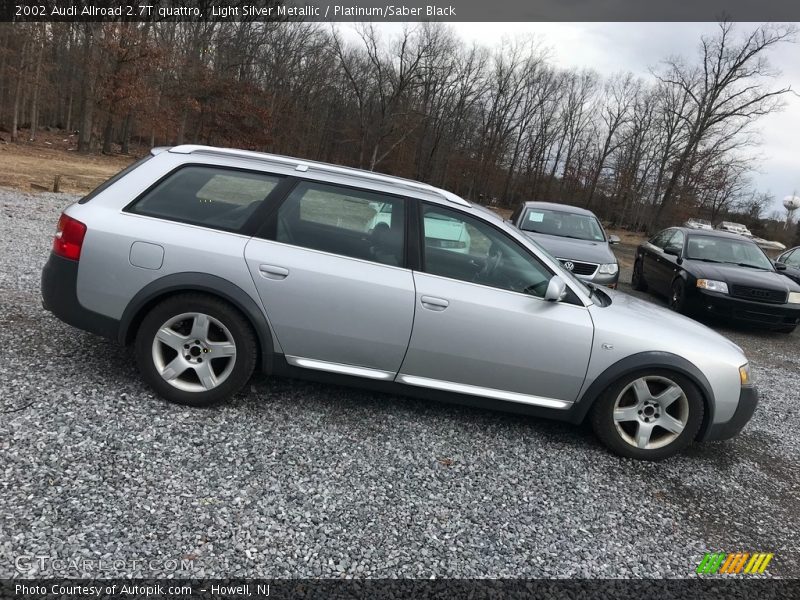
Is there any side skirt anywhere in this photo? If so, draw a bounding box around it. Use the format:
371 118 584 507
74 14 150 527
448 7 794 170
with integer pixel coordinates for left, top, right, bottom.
270 355 579 422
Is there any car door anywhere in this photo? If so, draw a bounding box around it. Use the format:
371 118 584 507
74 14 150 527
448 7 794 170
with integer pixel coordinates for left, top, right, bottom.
641 229 671 292
648 229 684 294
398 203 594 406
244 180 415 377
660 230 685 290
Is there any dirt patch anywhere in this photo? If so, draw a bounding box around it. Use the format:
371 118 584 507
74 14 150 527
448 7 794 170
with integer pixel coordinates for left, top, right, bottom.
0 130 139 194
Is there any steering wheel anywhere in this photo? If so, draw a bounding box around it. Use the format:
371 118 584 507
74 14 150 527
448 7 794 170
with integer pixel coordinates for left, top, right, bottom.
475 243 503 283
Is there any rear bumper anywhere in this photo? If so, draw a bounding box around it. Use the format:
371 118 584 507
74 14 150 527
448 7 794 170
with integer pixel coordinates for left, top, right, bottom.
41 252 119 340
703 386 758 441
696 289 800 328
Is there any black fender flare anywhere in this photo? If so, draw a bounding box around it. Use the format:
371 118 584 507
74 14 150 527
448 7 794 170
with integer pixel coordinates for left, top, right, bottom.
570 351 715 439
118 272 275 373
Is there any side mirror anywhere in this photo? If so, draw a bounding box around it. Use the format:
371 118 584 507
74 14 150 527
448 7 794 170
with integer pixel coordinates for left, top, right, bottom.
608 234 620 245
544 275 567 302
774 262 787 271
664 245 682 258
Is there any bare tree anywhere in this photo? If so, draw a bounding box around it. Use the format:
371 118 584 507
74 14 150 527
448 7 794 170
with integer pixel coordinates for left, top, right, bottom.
651 21 796 229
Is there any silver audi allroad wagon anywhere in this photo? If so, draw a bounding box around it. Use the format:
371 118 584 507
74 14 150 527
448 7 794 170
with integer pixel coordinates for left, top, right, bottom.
41 146 757 460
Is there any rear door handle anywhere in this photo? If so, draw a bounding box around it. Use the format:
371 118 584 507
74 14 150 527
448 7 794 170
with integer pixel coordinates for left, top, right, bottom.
259 264 289 280
420 296 449 311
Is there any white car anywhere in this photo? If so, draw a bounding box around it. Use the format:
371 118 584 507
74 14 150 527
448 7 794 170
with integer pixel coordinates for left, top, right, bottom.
684 218 712 230
369 201 471 253
716 221 752 237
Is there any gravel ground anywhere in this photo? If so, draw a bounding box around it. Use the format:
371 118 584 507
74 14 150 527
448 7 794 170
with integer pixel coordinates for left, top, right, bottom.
1 188 798 579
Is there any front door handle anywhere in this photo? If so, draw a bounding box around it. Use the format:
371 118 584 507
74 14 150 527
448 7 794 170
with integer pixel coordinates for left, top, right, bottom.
420 296 449 311
259 264 289 280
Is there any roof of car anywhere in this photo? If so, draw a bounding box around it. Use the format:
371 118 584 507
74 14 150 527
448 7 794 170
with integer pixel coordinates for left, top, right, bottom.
163 145 471 208
521 201 597 217
670 226 755 241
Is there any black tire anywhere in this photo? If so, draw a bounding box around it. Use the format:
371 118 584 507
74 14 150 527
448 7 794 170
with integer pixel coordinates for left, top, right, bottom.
590 370 705 460
775 324 797 334
631 259 647 291
669 278 688 314
135 293 258 407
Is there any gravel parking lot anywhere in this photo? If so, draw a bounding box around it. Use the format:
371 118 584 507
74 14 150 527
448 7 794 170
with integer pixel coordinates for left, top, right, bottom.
1 189 798 578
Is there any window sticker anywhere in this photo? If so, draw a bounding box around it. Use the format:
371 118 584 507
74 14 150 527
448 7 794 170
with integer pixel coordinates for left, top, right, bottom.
527 212 544 223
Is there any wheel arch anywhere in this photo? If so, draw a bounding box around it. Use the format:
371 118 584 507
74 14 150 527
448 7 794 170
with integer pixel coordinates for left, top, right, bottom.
571 351 715 440
118 272 275 374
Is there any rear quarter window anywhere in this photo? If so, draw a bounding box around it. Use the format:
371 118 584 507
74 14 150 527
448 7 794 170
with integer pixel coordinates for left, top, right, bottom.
126 166 282 232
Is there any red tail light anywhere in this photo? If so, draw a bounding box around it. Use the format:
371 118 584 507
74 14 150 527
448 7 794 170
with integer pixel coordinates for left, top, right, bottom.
53 214 87 261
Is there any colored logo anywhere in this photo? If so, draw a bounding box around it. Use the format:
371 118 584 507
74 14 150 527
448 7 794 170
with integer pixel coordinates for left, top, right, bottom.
696 552 773 574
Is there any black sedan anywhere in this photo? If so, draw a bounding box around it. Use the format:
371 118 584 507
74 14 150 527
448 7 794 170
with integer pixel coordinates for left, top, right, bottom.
632 227 800 333
775 246 800 286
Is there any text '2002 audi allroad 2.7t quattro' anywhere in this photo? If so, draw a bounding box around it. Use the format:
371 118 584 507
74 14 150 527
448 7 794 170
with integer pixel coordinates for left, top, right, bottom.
42 146 757 460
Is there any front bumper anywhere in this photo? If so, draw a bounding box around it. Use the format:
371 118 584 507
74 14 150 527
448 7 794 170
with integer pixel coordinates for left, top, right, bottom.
703 385 758 441
587 270 620 288
696 289 800 329
41 252 119 340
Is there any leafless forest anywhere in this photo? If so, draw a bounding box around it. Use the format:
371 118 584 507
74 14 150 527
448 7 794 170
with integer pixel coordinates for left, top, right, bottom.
0 20 797 236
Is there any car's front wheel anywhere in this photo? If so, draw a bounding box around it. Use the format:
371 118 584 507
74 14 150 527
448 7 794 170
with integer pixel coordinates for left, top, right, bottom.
135 293 257 406
591 371 704 460
631 259 647 291
669 279 688 313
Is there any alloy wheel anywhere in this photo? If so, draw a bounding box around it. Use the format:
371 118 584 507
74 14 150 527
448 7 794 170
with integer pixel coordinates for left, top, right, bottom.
612 376 689 450
151 312 237 393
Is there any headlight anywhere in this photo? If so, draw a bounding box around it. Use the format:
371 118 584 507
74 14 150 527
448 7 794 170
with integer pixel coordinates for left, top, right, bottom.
598 263 618 275
739 363 752 386
789 292 800 304
696 279 729 294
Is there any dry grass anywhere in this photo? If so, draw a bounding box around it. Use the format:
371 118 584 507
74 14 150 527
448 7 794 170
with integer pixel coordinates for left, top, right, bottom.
0 130 138 195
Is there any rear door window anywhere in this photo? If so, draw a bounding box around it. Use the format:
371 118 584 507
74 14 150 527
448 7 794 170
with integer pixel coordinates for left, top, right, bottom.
273 181 406 267
128 166 282 232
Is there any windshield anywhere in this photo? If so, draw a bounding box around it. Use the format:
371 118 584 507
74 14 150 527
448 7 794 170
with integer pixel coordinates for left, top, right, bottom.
686 235 774 270
520 208 606 242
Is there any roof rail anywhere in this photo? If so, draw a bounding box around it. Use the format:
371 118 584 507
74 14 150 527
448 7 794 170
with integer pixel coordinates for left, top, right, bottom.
168 145 470 207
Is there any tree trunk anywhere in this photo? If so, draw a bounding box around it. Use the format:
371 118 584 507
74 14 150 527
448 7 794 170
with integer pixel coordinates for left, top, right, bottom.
102 114 114 154
77 25 95 153
11 36 29 143
121 113 133 154
29 25 45 141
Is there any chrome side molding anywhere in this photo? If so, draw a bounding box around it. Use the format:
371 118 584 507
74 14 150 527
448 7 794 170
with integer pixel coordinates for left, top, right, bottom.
396 374 571 409
286 356 395 380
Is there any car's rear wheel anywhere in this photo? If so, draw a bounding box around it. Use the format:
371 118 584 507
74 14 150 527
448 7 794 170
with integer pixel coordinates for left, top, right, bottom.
631 259 647 291
135 294 257 407
591 371 704 460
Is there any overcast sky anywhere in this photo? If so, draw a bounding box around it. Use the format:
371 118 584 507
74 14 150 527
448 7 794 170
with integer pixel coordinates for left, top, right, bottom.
351 22 799 215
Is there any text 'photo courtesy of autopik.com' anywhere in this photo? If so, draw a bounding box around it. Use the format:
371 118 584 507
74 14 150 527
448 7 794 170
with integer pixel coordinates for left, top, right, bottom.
2 0 800 598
